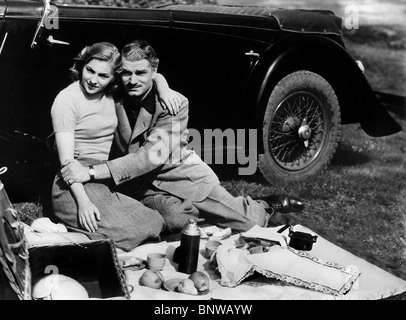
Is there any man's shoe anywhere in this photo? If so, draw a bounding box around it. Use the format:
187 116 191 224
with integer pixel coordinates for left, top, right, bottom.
258 194 305 214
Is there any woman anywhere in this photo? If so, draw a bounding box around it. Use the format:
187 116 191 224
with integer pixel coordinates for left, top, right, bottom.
50 42 178 251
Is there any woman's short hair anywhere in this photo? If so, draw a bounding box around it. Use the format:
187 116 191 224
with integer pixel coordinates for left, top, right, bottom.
69 42 121 83
121 40 159 70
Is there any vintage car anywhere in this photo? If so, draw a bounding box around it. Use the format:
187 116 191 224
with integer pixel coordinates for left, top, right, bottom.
0 0 402 201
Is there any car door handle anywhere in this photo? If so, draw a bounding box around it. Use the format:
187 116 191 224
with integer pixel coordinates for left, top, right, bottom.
245 50 259 67
47 36 70 46
245 50 259 58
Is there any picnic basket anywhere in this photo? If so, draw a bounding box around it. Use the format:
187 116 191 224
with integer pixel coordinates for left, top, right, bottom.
0 177 131 300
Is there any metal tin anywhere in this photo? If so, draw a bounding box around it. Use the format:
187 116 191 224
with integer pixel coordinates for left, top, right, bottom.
288 230 318 251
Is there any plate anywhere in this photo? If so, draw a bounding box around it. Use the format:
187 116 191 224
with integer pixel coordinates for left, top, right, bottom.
163 278 210 296
120 256 146 271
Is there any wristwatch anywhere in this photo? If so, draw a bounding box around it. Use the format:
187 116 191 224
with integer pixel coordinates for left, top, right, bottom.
88 165 96 181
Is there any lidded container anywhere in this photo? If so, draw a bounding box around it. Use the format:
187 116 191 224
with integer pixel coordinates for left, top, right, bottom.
178 219 201 274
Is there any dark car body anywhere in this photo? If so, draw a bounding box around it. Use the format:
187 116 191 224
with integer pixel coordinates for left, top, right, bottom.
0 0 401 201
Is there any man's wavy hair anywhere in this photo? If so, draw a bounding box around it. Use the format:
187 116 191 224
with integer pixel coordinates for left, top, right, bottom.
121 40 159 70
69 42 121 93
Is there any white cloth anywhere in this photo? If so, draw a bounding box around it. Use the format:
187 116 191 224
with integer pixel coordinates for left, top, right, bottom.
250 246 360 295
24 219 89 247
216 245 254 287
30 218 68 233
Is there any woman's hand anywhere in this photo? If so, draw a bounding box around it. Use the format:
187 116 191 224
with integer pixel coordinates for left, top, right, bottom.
159 88 182 116
77 199 101 233
154 73 182 115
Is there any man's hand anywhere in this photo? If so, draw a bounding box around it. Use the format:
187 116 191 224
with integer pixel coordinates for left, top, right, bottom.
61 159 90 185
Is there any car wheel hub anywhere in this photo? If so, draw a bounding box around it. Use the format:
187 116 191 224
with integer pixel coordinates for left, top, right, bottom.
298 119 311 147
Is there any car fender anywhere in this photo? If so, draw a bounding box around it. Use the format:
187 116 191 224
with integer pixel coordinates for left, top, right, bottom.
245 34 402 139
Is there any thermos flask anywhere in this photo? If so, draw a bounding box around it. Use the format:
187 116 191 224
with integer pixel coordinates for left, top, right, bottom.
178 218 201 274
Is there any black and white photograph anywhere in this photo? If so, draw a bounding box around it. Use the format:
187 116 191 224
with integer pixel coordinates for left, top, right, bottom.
1 0 405 305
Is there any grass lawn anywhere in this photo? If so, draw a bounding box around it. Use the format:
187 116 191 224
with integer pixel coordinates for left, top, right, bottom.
344 24 406 96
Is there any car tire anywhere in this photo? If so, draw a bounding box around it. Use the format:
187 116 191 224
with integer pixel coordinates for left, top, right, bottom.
258 70 341 182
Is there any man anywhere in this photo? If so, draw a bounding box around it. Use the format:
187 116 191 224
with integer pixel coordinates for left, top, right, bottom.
61 40 304 234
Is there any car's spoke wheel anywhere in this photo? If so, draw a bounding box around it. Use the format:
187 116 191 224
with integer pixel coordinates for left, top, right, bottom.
258 71 341 182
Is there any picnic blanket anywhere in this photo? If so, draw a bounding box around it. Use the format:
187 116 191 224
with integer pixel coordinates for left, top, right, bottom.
117 224 406 300
21 219 406 300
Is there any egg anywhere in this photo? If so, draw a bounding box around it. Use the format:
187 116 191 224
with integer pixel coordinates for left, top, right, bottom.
32 274 89 300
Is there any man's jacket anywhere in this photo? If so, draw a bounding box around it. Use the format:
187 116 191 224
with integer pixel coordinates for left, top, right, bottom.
106 89 219 202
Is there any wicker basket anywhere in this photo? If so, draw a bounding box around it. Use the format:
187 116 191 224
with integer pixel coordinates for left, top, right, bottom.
1 179 131 300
